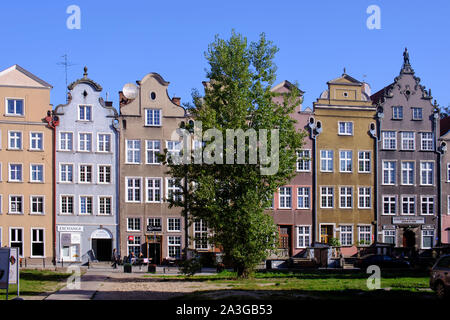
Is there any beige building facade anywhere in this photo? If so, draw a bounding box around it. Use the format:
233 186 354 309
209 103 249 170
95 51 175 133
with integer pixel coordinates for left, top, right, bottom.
0 65 54 263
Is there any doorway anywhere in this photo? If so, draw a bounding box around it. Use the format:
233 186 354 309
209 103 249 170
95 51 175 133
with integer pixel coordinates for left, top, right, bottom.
320 225 334 244
146 235 162 265
92 239 112 261
278 226 292 256
402 229 416 248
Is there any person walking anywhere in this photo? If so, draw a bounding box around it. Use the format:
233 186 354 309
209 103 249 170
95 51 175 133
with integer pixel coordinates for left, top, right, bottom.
111 248 118 269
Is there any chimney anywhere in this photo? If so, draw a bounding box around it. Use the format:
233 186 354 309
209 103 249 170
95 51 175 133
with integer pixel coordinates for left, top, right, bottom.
172 97 181 106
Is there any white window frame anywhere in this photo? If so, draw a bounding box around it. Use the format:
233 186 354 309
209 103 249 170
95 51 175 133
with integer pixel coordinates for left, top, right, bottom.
166 178 182 202
320 150 333 172
297 187 310 209
59 132 73 151
194 219 209 250
421 196 434 216
339 187 353 209
30 228 45 258
401 132 415 151
144 109 162 126
382 195 397 215
78 164 93 184
60 195 74 215
29 132 44 151
97 165 112 184
383 229 396 245
412 107 423 120
338 121 353 136
9 227 24 257
382 160 396 185
279 187 292 209
59 163 74 183
421 230 434 249
358 187 371 209
8 163 22 182
420 132 434 151
127 218 141 232
297 225 311 248
30 164 44 183
78 132 92 152
401 161 414 186
146 140 161 165
9 195 23 214
320 187 334 209
420 161 434 186
97 133 111 153
79 195 93 215
126 140 141 164
358 151 371 173
382 131 397 150
30 195 45 215
340 225 353 247
167 218 181 232
167 236 181 259
392 106 403 120
125 177 142 203
8 131 22 150
339 150 352 173
78 105 92 121
401 195 416 215
98 196 113 216
146 177 162 203
358 225 372 246
5 98 24 116
296 150 311 172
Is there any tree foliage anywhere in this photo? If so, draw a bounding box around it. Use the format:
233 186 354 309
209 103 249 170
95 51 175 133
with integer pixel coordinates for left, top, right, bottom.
165 31 306 278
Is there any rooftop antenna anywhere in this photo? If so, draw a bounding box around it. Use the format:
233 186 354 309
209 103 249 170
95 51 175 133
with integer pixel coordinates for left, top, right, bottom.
57 54 76 103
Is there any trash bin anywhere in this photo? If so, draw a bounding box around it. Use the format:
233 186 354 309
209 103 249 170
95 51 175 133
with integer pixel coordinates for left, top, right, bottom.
124 264 132 273
148 264 156 273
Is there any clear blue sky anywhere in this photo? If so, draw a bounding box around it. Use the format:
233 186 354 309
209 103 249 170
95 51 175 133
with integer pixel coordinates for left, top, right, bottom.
1 0 449 110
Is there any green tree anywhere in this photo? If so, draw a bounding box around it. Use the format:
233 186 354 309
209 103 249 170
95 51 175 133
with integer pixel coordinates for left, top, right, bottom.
165 31 305 278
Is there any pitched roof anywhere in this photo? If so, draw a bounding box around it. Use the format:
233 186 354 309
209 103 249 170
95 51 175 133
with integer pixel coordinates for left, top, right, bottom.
0 64 52 88
327 73 362 85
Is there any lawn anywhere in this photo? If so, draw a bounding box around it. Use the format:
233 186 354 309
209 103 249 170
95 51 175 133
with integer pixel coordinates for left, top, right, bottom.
0 269 72 300
147 269 434 300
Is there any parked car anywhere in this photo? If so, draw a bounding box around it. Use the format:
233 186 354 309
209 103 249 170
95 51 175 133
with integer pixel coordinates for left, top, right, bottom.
354 254 410 269
430 254 450 299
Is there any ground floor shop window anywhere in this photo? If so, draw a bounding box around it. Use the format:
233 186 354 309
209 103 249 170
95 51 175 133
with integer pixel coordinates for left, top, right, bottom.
383 229 396 245
358 226 371 245
297 226 311 248
340 225 353 246
128 236 141 255
168 236 181 259
10 228 23 256
422 230 434 249
194 220 208 250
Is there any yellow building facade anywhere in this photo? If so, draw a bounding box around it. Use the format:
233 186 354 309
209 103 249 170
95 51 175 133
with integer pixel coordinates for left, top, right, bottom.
313 73 376 256
0 65 54 263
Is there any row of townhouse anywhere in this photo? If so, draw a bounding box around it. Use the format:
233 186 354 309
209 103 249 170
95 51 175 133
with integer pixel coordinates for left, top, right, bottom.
0 49 449 265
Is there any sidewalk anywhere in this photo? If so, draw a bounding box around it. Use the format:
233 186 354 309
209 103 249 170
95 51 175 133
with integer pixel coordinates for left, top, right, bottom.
45 270 112 300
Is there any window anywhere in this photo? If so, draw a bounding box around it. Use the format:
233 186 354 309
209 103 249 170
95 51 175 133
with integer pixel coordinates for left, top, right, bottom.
147 218 162 230
31 229 44 257
79 196 93 215
78 105 92 121
10 228 23 256
383 196 396 215
9 164 22 182
194 220 208 250
126 178 141 202
6 99 24 116
320 187 333 208
382 161 396 185
340 225 353 246
30 132 43 150
166 141 182 161
401 162 414 185
61 196 74 215
279 187 292 209
97 134 111 152
60 164 73 183
422 230 434 249
297 226 311 248
358 226 371 245
127 218 140 231
296 150 311 172
392 106 403 119
167 218 181 232
79 165 92 183
358 187 371 209
421 133 434 151
145 109 161 126
30 164 44 182
127 236 141 255
166 178 182 202
339 187 352 209
338 122 353 135
297 187 310 209
420 162 434 185
98 197 112 215
126 140 141 164
146 140 161 164
358 151 370 173
31 196 44 214
168 236 181 259
382 131 397 150
146 178 162 203
79 133 92 152
8 131 22 149
412 107 423 120
383 230 396 245
339 150 352 172
447 164 450 182
320 150 333 172
98 165 111 184
59 132 73 151
401 132 415 150
9 196 23 214
402 196 415 215
421 196 434 215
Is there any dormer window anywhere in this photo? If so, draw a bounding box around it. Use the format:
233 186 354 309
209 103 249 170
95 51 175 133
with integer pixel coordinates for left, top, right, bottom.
6 99 24 116
392 106 403 120
145 109 161 126
78 105 92 121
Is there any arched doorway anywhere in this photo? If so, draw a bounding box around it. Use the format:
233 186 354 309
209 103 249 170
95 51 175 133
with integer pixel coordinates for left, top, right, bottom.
402 229 416 248
91 229 113 261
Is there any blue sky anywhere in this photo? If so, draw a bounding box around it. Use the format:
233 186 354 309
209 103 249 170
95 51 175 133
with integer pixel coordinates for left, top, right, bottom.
1 0 449 110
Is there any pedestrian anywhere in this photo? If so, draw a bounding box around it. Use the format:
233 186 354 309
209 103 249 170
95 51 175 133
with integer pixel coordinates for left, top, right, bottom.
138 252 144 270
130 251 135 264
111 248 118 269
